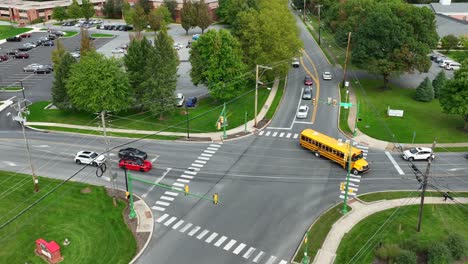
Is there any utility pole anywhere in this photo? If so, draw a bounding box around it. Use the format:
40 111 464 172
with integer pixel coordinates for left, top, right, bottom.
342 140 353 214
316 4 323 46
342 32 352 88
417 140 437 232
13 100 39 192
254 64 272 127
303 0 306 20
101 110 117 206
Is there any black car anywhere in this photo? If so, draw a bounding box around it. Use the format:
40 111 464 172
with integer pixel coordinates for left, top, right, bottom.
47 34 57 40
35 65 53 74
7 49 19 55
118 148 148 160
43 40 54 46
18 46 32 51
429 54 438 61
6 36 22 42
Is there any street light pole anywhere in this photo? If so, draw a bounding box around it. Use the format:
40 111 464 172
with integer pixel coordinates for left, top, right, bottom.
254 64 272 127
417 140 437 232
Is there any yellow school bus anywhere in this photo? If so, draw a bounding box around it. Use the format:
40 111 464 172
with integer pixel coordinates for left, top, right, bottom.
300 129 369 175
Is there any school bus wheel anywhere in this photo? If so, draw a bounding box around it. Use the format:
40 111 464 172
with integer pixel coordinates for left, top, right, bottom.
352 168 359 175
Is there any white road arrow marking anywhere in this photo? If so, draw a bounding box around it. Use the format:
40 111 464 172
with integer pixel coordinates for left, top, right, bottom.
3 161 16 166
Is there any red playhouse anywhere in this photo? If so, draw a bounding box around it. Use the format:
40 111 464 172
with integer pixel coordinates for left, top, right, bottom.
35 238 63 263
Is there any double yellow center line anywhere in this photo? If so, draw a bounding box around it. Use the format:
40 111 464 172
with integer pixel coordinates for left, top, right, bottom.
300 49 320 124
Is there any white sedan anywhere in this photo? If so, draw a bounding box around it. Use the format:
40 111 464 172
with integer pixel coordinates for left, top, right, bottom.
112 48 126 54
296 105 309 119
322 72 332 80
173 43 183 50
74 151 106 166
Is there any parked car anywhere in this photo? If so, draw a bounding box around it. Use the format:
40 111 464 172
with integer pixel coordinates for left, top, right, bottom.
35 65 53 74
185 97 198 107
6 36 22 42
292 58 300 68
74 151 106 166
118 148 148 160
24 42 37 48
23 63 43 72
119 158 152 172
302 86 312 100
322 72 332 80
304 75 313 86
434 56 446 63
71 52 80 58
192 34 200 40
111 48 125 54
47 34 57 40
429 54 438 61
19 33 31 38
0 54 8 62
176 93 185 107
173 43 183 50
43 40 54 46
186 41 192 48
14 53 29 59
18 46 32 51
445 62 461 71
7 49 18 55
401 147 434 161
439 59 453 68
296 105 309 119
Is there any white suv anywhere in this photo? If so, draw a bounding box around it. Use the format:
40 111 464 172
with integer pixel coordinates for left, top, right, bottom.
74 151 106 166
402 147 434 161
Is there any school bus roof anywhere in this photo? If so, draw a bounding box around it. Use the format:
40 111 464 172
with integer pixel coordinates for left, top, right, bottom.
300 129 361 154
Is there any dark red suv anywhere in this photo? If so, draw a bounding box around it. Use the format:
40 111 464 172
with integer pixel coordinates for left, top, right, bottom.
20 33 31 38
304 75 313 86
0 55 8 62
14 53 29 59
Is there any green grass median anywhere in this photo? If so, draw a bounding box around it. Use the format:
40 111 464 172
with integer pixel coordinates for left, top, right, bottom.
0 170 136 263
90 33 114 38
63 31 78 38
0 25 32 40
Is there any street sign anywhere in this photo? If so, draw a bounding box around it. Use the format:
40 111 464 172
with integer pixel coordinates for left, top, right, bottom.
340 102 353 108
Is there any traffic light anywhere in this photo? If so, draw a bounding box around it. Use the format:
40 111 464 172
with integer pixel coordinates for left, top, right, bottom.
125 191 130 200
332 100 337 107
184 184 189 196
217 121 221 130
213 193 219 205
340 182 345 191
220 116 224 125
312 98 316 105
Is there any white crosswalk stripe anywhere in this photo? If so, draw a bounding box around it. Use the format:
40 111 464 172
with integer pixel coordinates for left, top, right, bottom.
198 156 210 160
210 144 221 148
259 131 265 136
196 229 210 240
180 175 194 179
184 170 197 175
272 132 278 137
279 132 285 137
207 147 218 151
156 213 169 223
265 255 277 264
214 236 227 247
265 131 271 136
188 226 201 236
293 134 299 139
152 206 166 211
278 260 288 264
233 243 246 255
172 220 184 230
223 239 237 251
177 178 190 183
164 216 177 226
156 201 170 206
243 247 256 259
179 223 193 233
205 232 218 243
253 251 265 263
286 133 292 138
160 196 174 201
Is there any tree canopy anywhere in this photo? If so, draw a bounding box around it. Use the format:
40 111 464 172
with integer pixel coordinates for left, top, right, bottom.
124 37 153 106
190 29 247 101
52 53 76 110
217 0 257 25
81 0 95 21
181 0 196 35
53 7 68 22
67 0 82 19
195 0 212 33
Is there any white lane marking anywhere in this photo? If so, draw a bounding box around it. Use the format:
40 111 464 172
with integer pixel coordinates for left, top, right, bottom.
152 206 166 211
279 132 285 137
293 134 299 139
196 229 210 240
156 213 169 223
204 150 215 154
279 260 288 264
173 187 183 191
259 131 265 136
214 236 227 247
177 178 190 183
385 151 405 175
210 144 221 147
272 132 278 137
198 156 210 160
357 145 369 150
191 163 204 167
172 220 184 230
164 216 177 226
151 155 159 163
286 133 292 138
165 191 178 197
179 223 193 233
195 160 207 164
233 243 246 255
265 255 277 264
2 161 16 166
201 153 212 157
156 201 170 206
160 196 174 201
205 232 218 243
243 247 256 259
181 175 194 179
173 182 185 187
223 239 237 251
188 226 201 236
33 145 49 148
188 167 200 171
207 147 218 151
294 121 314 125
253 251 265 263
349 178 361 183
142 168 171 198
265 131 271 136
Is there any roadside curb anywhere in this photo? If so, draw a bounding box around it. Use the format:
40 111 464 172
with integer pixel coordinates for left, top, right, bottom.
129 193 154 264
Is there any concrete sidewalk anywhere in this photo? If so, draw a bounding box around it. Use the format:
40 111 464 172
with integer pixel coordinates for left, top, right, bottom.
313 197 468 264
25 79 279 141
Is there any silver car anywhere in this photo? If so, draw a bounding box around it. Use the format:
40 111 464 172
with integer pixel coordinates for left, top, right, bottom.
296 105 309 119
23 63 43 72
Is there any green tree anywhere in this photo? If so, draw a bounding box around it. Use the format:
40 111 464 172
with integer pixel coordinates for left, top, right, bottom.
181 0 195 35
130 4 148 38
67 52 132 113
53 6 68 22
164 0 177 20
439 59 468 131
141 29 179 118
459 34 468 49
114 0 123 18
124 37 152 106
351 2 438 89
122 2 132 24
139 0 152 14
432 70 446 98
51 39 67 68
394 250 417 264
81 0 95 21
103 0 114 18
67 0 82 20
446 233 467 260
52 53 77 109
441 34 459 52
148 5 172 33
414 77 434 102
80 28 94 55
190 29 247 101
217 0 257 25
196 0 212 33
427 242 453 264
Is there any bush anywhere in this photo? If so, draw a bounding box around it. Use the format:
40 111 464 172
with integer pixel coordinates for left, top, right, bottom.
427 242 453 264
414 77 434 102
395 249 417 264
432 70 447 99
375 243 401 261
446 233 467 260
31 18 44 24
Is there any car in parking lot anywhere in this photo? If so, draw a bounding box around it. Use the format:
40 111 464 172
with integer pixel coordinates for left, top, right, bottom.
7 49 18 55
74 150 106 166
118 147 148 160
18 46 33 51
185 97 198 107
322 72 332 80
0 54 8 62
19 33 31 38
14 53 29 59
6 36 22 42
43 40 54 46
401 147 434 161
71 52 80 58
186 41 192 48
35 65 53 74
302 86 312 100
23 63 43 72
173 43 183 50
111 48 125 54
176 93 185 107
192 34 200 40
119 158 152 172
296 105 309 119
304 75 313 86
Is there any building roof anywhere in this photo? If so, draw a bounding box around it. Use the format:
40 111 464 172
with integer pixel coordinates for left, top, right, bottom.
431 3 468 13
0 0 104 10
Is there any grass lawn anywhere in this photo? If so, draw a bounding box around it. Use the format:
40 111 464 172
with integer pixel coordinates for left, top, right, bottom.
264 78 285 119
358 191 468 203
0 171 136 263
27 87 270 134
0 25 32 40
339 87 353 135
440 50 468 63
335 204 468 263
1 86 23 91
354 79 468 143
293 203 351 263
63 31 79 38
90 33 114 38
434 146 468 152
